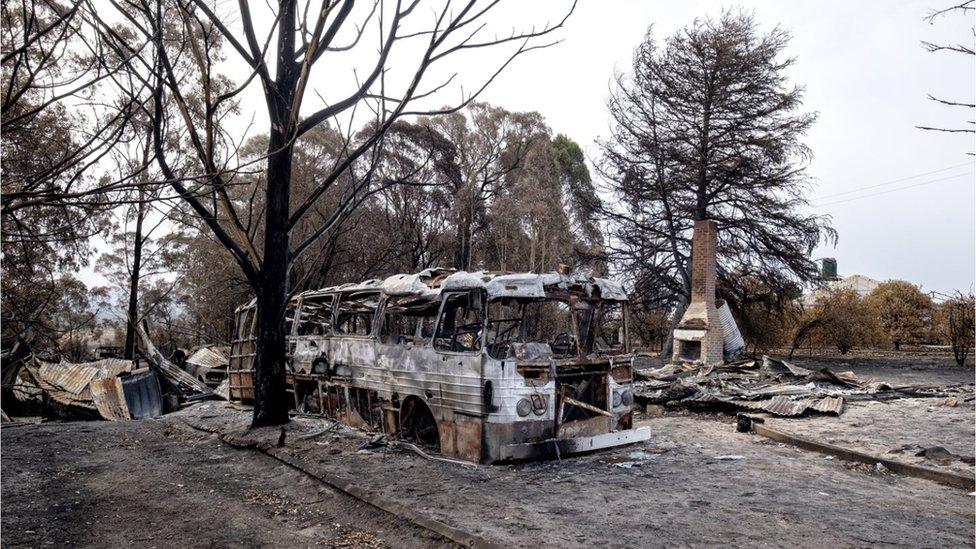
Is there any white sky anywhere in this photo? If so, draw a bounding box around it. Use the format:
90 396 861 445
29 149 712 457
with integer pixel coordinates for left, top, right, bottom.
472 0 975 294
81 0 976 295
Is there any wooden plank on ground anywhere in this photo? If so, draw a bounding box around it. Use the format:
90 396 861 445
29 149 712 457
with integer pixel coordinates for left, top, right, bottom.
745 418 975 491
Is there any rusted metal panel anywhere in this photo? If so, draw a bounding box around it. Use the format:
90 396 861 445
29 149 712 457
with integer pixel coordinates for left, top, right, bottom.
36 361 99 394
89 377 130 420
91 358 132 376
438 417 483 462
558 416 613 439
228 370 255 401
809 396 845 415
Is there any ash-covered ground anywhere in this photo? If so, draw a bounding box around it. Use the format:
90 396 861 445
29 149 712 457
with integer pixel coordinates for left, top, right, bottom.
3 354 973 548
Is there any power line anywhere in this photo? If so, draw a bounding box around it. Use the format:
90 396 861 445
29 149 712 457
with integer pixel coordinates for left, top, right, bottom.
813 171 973 207
812 161 974 200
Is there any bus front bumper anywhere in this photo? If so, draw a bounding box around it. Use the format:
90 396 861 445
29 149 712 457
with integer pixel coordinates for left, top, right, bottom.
498 426 651 461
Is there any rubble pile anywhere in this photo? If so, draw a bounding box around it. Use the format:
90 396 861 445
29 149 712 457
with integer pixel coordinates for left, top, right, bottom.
633 356 972 417
9 357 162 420
2 326 216 422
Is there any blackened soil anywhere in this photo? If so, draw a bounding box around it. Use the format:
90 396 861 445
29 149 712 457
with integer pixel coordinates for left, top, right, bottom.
1 419 448 548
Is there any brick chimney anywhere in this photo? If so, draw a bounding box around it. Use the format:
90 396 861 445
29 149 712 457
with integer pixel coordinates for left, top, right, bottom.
672 219 725 365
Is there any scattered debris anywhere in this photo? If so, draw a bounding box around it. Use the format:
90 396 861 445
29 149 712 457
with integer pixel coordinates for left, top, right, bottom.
914 446 975 466
358 434 388 451
393 441 480 469
603 450 661 468
1 339 32 417
137 321 213 400
3 325 219 421
891 444 975 465
713 454 746 461
214 379 230 400
634 355 970 417
184 345 230 387
330 528 385 549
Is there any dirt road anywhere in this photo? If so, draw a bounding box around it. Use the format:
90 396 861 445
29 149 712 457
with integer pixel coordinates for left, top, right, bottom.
1 420 447 548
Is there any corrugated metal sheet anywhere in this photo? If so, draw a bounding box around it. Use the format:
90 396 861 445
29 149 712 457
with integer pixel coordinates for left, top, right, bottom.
89 358 133 378
717 301 745 354
24 363 98 410
759 396 810 417
137 323 213 396
731 395 845 417
25 358 144 419
810 396 845 414
186 347 229 369
683 392 733 403
36 361 99 394
89 377 131 420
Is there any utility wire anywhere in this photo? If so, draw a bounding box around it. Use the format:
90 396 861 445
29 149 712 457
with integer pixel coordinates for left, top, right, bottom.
813 171 973 207
813 161 974 200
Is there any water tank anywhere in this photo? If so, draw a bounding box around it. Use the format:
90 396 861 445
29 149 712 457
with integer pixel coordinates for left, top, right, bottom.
821 258 838 280
716 301 745 357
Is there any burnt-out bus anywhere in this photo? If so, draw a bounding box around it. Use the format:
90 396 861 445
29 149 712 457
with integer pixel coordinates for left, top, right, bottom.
228 269 650 462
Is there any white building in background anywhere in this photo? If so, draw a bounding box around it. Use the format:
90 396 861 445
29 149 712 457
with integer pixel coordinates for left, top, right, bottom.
802 260 881 306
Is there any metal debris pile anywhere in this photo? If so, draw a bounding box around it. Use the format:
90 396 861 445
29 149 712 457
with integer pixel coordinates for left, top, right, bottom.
11 357 163 420
135 322 214 401
2 326 215 421
633 356 970 417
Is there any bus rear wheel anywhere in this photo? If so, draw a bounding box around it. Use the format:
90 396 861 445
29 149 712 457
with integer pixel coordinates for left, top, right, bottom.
400 398 439 450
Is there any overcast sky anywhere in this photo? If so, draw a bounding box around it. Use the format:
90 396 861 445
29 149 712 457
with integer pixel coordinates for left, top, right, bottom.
468 0 975 295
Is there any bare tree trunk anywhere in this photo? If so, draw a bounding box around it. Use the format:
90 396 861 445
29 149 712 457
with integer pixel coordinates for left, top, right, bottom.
251 129 292 428
124 195 145 359
455 208 472 270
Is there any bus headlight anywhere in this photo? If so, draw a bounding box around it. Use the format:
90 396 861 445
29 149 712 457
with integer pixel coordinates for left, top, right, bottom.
531 395 547 416
621 389 634 407
516 398 532 417
612 390 622 408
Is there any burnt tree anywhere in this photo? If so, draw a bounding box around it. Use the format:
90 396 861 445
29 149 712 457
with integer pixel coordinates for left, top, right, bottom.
125 0 576 426
597 11 835 350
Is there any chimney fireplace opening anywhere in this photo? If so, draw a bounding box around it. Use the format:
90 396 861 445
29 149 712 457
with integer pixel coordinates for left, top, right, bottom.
679 340 701 362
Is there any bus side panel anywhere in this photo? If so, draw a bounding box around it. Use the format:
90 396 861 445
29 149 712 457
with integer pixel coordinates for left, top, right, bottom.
367 343 485 461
